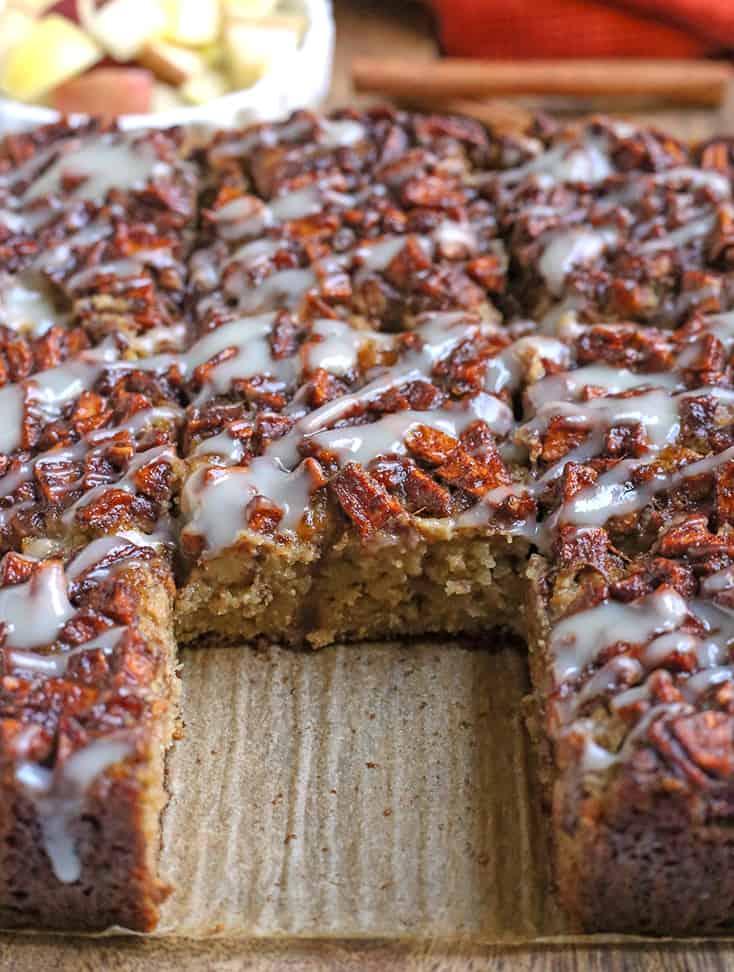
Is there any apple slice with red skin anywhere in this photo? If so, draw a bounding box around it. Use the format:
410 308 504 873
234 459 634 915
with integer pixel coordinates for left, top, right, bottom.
50 0 79 21
52 66 153 116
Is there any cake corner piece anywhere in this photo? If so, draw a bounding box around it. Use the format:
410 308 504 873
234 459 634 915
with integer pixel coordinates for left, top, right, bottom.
0 546 178 932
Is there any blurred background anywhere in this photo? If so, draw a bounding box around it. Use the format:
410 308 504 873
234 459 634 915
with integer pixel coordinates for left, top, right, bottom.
333 0 734 138
0 0 733 134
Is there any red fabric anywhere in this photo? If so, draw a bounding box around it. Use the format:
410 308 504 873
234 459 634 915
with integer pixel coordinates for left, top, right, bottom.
427 0 734 59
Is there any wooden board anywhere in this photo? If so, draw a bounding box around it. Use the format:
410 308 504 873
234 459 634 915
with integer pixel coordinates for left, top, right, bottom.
2 935 734 971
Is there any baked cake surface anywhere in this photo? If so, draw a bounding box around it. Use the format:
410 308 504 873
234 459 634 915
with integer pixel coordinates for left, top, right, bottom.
2 108 734 933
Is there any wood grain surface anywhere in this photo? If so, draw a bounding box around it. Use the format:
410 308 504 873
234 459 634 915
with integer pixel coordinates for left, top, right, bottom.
2 935 734 971
5 2 734 968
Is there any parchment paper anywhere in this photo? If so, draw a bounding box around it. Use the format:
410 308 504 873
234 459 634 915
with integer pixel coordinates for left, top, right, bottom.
155 637 564 941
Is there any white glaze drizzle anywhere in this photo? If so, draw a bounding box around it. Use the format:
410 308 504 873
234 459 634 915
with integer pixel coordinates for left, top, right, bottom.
0 271 61 337
16 737 133 883
62 443 176 525
181 456 315 549
557 583 734 775
555 442 734 530
7 626 125 678
183 392 508 553
552 586 690 684
66 532 157 582
307 401 489 466
539 226 618 295
639 213 717 252
526 364 680 410
0 560 74 649
498 135 614 186
23 137 171 205
221 221 485 312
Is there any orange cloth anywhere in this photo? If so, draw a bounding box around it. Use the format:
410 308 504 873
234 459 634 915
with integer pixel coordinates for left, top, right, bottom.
427 0 734 59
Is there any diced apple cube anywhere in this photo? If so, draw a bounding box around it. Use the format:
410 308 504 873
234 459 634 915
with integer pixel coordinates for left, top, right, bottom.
221 0 277 19
46 0 77 18
0 15 102 102
199 42 225 69
139 39 206 86
227 12 307 41
150 81 185 113
77 0 167 62
180 68 228 105
226 23 298 89
0 9 34 63
51 66 153 116
162 0 218 47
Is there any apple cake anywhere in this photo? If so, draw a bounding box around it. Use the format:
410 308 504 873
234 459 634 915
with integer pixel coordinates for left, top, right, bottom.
2 108 734 934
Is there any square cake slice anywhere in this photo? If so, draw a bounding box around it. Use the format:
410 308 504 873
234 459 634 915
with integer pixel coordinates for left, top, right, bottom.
191 107 508 331
175 309 540 647
0 540 177 931
528 533 734 933
0 120 198 361
0 119 191 931
517 310 734 932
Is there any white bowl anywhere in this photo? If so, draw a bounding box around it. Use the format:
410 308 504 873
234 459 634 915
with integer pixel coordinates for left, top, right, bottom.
0 0 334 134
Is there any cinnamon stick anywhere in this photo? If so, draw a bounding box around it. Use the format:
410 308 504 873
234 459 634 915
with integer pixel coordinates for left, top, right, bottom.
352 57 733 107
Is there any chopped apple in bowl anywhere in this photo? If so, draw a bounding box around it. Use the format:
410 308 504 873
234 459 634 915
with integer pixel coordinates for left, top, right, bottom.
139 40 206 86
0 14 101 101
222 0 278 19
0 8 35 64
52 66 153 115
226 22 298 88
78 0 166 62
0 0 310 116
162 0 219 47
